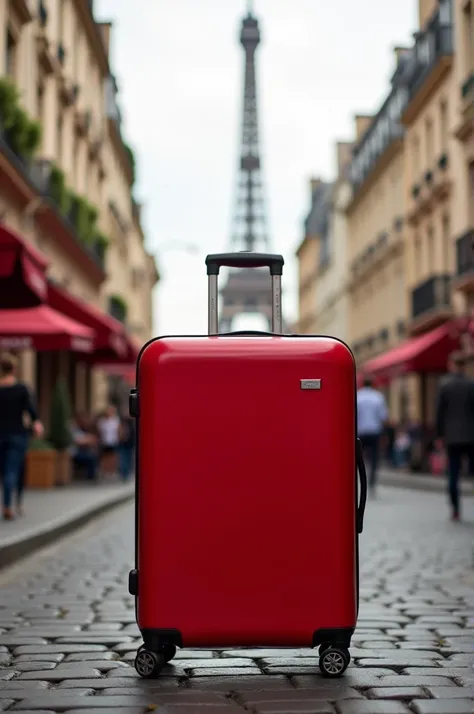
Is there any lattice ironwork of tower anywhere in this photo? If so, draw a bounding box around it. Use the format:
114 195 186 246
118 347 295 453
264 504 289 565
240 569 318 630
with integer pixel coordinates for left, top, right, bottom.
219 3 282 332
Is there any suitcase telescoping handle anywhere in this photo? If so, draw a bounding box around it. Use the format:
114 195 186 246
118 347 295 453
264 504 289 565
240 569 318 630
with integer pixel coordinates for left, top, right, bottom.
205 252 284 335
356 437 368 534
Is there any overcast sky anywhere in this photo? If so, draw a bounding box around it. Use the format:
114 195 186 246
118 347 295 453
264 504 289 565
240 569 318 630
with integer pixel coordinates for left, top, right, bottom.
96 0 418 336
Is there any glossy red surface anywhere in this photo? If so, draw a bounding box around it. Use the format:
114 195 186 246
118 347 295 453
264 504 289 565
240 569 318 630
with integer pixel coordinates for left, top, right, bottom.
137 335 357 647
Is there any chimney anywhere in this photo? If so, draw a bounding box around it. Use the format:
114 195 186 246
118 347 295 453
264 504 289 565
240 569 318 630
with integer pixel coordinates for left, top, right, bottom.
355 115 373 141
98 22 113 58
418 0 437 30
336 142 353 178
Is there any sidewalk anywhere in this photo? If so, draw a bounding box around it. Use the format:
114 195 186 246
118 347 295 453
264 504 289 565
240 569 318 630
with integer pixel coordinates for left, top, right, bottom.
0 479 134 570
379 465 474 494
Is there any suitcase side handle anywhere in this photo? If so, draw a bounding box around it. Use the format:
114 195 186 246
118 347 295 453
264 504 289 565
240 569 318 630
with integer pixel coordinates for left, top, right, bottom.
356 437 367 534
206 252 284 335
205 252 284 276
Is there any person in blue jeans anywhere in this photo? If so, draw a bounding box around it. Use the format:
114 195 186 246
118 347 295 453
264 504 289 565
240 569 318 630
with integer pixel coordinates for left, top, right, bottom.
70 414 99 481
0 353 44 520
118 414 135 481
357 376 388 495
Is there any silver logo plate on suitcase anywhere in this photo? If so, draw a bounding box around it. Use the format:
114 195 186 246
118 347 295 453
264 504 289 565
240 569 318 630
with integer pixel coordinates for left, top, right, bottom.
300 379 321 390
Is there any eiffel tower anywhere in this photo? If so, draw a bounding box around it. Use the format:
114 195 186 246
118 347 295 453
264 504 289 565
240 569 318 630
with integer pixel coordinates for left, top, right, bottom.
219 2 280 332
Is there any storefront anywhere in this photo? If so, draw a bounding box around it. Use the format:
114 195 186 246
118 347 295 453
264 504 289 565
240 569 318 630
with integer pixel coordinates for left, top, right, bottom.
359 320 464 470
0 223 138 423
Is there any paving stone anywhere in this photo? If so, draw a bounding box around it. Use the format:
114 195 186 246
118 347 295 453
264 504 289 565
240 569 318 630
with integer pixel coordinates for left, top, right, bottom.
13 645 107 655
189 667 261 676
58 677 179 689
64 652 118 662
335 702 410 713
410 701 474 714
355 659 435 669
63 710 146 714
14 654 65 663
245 704 334 713
238 690 363 704
10 697 154 710
377 676 459 687
292 670 394 689
424 687 474 698
366 688 428 700
16 666 102 680
8 662 58 671
166 702 248 714
189 675 292 691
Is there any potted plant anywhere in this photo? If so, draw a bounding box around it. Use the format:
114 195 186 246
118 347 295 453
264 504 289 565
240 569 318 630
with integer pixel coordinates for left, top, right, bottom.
25 438 57 489
49 378 73 486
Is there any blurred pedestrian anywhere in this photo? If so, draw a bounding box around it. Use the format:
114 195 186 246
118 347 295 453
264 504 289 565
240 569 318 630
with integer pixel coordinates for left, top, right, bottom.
0 353 43 520
435 352 474 521
118 412 135 481
71 413 99 481
97 405 120 475
357 376 388 495
393 423 411 469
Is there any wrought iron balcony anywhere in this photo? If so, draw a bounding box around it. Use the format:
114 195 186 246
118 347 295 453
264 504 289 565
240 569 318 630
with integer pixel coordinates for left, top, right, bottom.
411 274 451 322
403 0 453 99
456 229 474 280
461 72 474 100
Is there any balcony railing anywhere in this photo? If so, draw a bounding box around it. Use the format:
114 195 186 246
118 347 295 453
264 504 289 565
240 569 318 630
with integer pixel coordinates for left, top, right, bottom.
411 274 451 321
461 72 474 100
403 0 453 98
456 229 474 278
349 88 407 189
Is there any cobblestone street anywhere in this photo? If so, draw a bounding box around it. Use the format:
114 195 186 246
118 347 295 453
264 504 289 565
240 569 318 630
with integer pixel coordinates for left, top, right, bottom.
0 486 472 713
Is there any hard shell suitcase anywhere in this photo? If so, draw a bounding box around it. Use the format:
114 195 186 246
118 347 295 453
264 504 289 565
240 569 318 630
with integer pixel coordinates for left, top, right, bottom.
129 252 367 679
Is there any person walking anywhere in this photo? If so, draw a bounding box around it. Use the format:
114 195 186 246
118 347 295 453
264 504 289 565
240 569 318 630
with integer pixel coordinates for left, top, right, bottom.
97 405 120 475
118 412 135 481
0 353 43 520
357 376 388 495
435 352 474 521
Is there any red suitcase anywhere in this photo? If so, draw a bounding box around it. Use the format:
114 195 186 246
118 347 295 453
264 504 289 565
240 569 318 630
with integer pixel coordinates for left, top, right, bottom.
129 252 367 679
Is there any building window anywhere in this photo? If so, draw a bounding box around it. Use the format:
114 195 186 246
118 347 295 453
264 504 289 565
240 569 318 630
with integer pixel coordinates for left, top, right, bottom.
427 226 434 273
57 113 63 165
6 30 16 78
425 118 434 166
439 101 448 152
463 2 473 74
412 134 420 178
442 214 450 272
414 235 422 280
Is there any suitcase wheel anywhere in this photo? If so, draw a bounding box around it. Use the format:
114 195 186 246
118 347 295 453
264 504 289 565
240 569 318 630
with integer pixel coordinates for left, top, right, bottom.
135 649 165 679
134 644 177 678
318 646 350 678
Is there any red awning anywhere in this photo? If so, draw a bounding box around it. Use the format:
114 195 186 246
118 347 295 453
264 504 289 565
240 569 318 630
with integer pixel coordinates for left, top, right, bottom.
361 321 460 382
47 282 128 360
0 306 95 353
0 224 49 307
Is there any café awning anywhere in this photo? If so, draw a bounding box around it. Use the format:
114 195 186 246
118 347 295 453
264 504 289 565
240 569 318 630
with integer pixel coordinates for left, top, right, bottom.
47 282 128 360
0 224 48 307
361 321 460 382
0 305 95 353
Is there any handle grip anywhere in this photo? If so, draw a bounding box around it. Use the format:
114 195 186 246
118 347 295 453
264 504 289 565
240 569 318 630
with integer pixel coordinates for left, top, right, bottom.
356 437 367 534
206 252 284 276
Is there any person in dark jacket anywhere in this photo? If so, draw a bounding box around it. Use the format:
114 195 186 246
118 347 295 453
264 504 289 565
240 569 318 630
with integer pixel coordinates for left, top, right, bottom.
0 353 43 520
118 413 135 481
435 352 474 521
